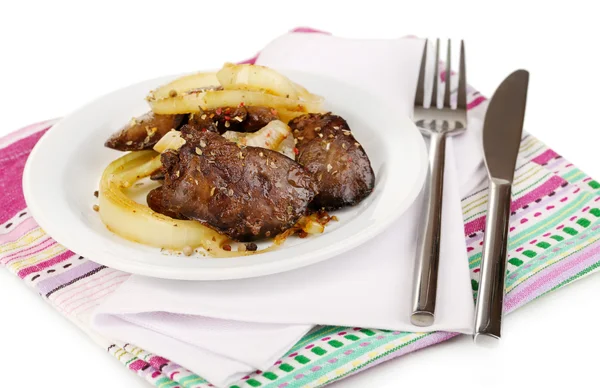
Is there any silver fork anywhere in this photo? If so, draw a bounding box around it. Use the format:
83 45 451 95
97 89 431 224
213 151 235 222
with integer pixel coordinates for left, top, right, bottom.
410 39 468 326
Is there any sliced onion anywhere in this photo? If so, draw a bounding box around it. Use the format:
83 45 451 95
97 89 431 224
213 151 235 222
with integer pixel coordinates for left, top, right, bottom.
298 213 325 234
150 89 321 115
153 129 186 153
298 211 338 235
217 63 324 105
277 109 309 124
222 120 291 150
147 72 219 101
277 135 295 159
301 219 325 234
99 150 224 251
217 63 303 100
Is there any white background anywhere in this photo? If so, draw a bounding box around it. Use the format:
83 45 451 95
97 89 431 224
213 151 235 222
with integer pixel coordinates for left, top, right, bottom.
1 1 599 387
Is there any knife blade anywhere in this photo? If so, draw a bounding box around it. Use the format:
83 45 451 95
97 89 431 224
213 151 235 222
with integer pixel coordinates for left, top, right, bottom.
474 70 529 345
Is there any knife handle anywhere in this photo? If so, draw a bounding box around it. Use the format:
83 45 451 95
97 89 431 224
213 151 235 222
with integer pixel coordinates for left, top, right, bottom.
411 131 447 327
473 179 512 343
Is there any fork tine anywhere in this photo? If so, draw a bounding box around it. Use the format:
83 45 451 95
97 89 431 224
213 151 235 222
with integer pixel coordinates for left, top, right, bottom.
414 39 428 107
431 38 440 108
443 39 452 108
457 40 467 110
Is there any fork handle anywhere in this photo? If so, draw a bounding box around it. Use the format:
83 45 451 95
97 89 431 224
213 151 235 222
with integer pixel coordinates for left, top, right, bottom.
411 131 447 327
473 179 512 344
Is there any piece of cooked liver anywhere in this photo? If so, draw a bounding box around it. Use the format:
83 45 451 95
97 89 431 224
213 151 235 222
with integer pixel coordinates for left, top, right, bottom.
187 106 279 134
147 125 316 241
105 112 185 151
289 113 375 210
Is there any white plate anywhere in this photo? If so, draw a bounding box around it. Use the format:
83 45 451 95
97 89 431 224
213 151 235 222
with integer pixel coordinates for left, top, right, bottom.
23 69 427 280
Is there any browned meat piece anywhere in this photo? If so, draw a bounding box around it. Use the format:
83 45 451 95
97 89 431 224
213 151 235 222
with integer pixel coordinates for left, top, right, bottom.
187 106 279 134
149 168 165 181
147 126 316 241
105 112 185 151
289 113 375 210
146 186 186 219
244 106 280 132
186 107 244 133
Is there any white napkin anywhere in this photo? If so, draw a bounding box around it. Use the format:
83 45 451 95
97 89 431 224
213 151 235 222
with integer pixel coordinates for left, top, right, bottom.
92 33 486 388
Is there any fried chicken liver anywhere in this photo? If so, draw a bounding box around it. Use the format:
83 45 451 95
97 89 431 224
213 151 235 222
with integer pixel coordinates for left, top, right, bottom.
187 106 279 134
146 126 316 241
289 113 375 210
105 112 185 151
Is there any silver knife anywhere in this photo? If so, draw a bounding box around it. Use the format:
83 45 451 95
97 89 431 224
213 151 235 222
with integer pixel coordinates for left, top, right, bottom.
473 70 529 344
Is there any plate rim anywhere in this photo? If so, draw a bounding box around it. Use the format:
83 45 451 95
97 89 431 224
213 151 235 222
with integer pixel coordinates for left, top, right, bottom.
23 68 428 280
